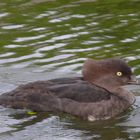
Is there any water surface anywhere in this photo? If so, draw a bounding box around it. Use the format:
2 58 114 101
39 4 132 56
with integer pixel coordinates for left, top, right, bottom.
0 0 140 140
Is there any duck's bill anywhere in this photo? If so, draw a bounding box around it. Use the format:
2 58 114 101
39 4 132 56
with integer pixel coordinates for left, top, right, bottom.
128 80 139 85
128 76 140 85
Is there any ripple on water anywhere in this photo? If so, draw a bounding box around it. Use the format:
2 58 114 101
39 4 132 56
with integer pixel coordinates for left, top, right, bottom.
121 38 136 43
35 43 67 52
0 107 37 134
35 54 74 63
35 11 57 19
4 45 22 49
48 31 89 42
0 115 93 140
49 14 85 23
0 53 44 65
14 34 46 43
30 27 46 31
0 12 9 18
34 57 84 74
0 52 15 58
2 24 25 30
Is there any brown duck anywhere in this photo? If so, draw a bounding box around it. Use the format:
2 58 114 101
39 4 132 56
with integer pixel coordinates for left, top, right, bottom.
0 58 138 121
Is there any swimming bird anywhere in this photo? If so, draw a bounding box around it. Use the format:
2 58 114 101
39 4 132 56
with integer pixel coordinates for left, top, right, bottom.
0 58 138 121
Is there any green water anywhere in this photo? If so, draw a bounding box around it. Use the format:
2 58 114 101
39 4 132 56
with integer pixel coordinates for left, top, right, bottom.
0 0 140 140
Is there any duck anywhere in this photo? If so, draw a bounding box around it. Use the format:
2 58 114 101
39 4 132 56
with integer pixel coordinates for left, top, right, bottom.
0 58 138 121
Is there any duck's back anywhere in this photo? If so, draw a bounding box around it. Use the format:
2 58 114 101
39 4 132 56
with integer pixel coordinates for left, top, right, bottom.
0 77 111 112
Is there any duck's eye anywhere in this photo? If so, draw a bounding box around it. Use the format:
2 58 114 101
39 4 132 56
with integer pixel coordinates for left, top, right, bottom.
116 72 122 77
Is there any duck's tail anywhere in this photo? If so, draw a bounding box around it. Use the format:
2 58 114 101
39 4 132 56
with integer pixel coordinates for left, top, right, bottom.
0 92 63 112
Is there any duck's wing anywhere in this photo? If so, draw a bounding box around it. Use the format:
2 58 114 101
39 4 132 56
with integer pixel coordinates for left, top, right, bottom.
48 77 111 102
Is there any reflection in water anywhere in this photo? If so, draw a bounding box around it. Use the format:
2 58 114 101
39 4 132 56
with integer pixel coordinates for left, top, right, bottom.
0 109 138 140
0 0 140 140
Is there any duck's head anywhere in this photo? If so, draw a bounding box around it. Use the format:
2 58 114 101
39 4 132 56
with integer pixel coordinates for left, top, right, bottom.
82 58 138 104
82 58 137 88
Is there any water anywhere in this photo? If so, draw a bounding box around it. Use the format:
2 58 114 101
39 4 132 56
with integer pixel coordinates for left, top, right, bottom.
0 0 140 139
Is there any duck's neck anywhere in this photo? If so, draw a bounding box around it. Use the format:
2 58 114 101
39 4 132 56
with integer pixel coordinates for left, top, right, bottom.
92 82 135 105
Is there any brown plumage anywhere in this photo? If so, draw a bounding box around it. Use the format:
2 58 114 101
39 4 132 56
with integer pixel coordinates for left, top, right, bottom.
0 58 138 121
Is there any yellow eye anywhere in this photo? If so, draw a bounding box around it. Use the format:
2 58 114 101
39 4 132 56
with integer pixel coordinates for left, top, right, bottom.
116 72 122 76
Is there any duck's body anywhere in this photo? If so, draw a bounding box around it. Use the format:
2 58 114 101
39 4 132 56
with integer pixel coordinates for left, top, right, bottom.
0 77 131 121
0 58 137 121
